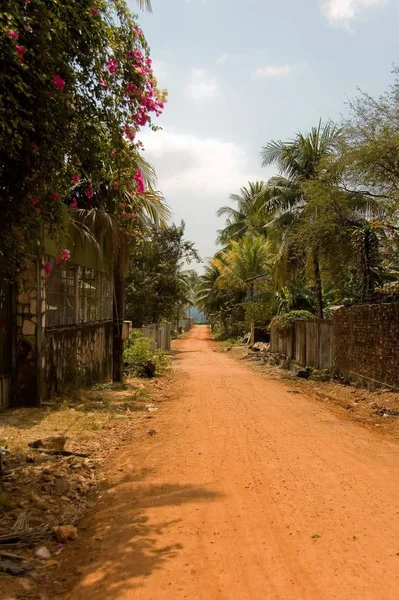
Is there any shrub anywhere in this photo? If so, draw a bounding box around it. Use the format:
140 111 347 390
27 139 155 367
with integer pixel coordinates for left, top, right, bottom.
124 332 171 378
271 310 315 333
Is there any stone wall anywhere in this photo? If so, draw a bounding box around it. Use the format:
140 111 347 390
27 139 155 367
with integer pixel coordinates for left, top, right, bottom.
44 321 113 396
333 304 399 389
15 262 45 406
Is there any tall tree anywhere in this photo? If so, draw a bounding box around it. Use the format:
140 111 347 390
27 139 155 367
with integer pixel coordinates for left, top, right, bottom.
261 121 342 318
125 221 200 327
216 182 269 245
213 236 271 293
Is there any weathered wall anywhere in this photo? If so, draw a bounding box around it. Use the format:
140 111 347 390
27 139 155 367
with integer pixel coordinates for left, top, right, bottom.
141 323 171 351
270 320 333 369
15 262 45 407
44 321 113 396
333 304 399 389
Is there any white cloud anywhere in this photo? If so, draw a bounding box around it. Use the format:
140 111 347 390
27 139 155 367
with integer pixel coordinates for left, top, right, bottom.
152 59 168 85
321 0 388 27
138 129 267 261
253 64 295 78
216 53 230 65
185 68 220 101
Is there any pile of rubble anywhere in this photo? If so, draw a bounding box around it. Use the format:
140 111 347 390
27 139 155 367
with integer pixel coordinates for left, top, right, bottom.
0 436 103 580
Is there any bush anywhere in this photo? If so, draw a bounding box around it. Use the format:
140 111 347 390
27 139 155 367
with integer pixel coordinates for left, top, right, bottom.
124 332 171 378
271 310 315 333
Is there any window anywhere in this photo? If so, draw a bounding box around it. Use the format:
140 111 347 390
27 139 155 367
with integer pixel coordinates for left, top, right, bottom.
46 262 112 328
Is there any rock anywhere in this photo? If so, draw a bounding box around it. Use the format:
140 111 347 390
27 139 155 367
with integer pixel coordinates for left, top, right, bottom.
0 560 31 576
29 436 67 451
35 546 51 560
30 491 48 511
296 368 311 379
148 429 157 436
53 525 78 543
55 477 70 496
144 360 156 378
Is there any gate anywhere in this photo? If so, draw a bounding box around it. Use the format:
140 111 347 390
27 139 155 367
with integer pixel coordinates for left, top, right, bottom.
0 268 14 408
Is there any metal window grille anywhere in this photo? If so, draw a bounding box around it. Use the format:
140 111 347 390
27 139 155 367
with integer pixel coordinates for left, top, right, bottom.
46 262 112 328
46 262 76 328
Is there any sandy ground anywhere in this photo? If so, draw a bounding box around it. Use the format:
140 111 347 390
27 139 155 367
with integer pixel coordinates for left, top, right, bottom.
49 325 399 600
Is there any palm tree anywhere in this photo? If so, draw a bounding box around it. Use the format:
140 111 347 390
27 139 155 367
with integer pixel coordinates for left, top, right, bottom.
213 236 271 293
71 145 170 380
216 182 269 245
135 0 152 11
261 121 342 318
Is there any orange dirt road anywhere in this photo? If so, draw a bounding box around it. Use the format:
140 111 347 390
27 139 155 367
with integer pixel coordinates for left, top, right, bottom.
61 326 399 600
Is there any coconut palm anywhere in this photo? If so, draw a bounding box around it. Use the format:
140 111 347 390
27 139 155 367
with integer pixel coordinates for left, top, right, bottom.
136 0 152 11
261 121 343 318
216 181 269 245
213 236 271 293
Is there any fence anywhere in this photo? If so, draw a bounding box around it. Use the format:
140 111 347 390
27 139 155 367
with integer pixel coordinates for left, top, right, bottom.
270 305 399 388
270 319 333 370
141 323 171 351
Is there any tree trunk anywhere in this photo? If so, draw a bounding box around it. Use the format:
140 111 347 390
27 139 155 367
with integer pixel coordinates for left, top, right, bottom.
250 320 255 345
312 250 323 319
113 266 125 382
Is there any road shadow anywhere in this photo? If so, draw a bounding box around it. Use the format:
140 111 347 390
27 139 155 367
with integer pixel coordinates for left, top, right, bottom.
50 468 224 598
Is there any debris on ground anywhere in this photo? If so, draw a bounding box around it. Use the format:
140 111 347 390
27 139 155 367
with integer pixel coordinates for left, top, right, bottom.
0 374 172 597
52 525 77 543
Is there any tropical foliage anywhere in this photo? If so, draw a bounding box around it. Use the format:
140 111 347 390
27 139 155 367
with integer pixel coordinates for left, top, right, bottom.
125 222 200 327
0 0 166 274
197 71 399 338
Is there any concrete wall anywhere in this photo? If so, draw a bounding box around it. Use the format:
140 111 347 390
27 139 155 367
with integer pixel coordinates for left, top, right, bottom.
333 304 399 389
14 258 114 405
141 323 171 351
44 321 113 396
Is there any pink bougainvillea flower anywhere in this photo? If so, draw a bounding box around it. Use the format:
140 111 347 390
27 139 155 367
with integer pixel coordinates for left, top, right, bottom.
85 184 94 199
55 257 62 265
70 198 78 210
132 212 137 218
58 249 71 262
71 174 80 185
110 150 116 156
113 181 119 189
120 202 126 208
44 262 51 276
31 142 39 151
91 8 99 16
124 125 135 141
99 78 107 86
53 193 60 201
16 45 25 62
31 197 39 206
134 169 145 194
9 31 19 40
105 59 118 74
52 74 65 91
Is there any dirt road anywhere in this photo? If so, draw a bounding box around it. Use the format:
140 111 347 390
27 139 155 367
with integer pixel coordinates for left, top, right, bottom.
58 326 399 600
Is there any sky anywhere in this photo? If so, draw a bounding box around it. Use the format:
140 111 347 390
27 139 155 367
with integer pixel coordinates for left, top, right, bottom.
129 0 399 269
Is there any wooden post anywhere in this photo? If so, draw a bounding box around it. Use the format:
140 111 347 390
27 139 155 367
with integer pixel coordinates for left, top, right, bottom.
250 320 255 345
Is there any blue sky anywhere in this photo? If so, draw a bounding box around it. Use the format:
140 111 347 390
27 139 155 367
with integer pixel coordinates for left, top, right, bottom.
129 0 399 267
